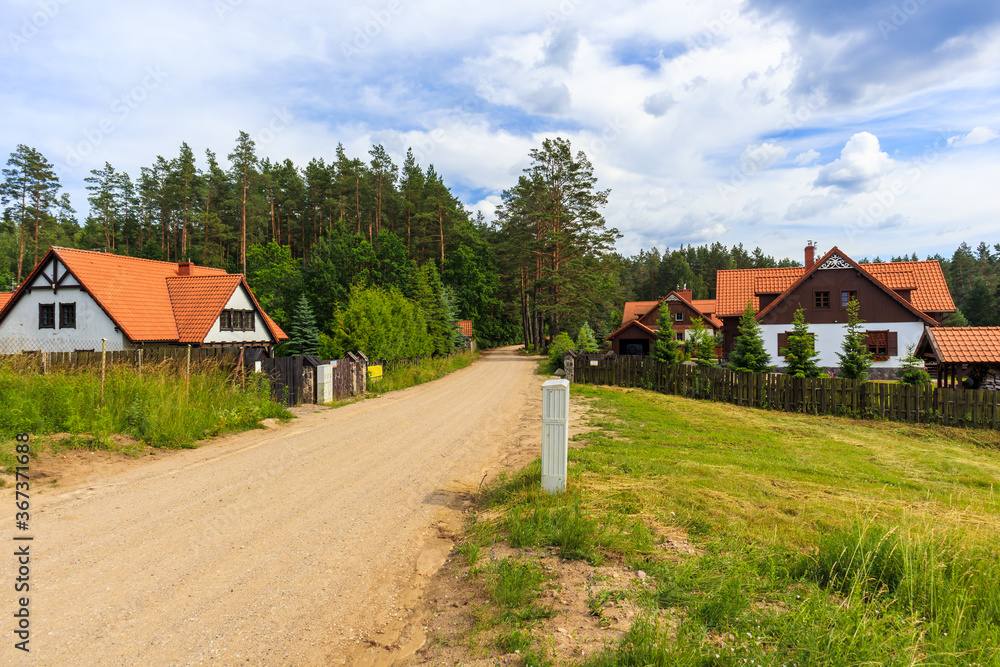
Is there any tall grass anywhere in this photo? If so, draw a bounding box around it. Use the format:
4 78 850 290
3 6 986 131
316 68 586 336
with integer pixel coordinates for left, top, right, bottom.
466 385 1000 665
367 350 477 394
0 363 290 456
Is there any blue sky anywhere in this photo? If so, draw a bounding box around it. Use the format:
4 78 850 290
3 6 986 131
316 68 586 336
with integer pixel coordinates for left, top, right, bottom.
2 0 998 262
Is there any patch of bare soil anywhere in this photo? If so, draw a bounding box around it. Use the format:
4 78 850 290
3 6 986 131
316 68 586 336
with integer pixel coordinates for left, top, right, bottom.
408 544 650 666
0 433 184 494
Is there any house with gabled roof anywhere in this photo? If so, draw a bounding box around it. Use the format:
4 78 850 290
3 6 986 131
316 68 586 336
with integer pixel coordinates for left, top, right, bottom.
0 247 287 353
715 243 955 373
607 288 722 355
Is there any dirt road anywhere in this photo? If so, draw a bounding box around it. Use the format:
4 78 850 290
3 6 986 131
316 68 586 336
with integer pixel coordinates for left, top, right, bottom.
2 347 544 666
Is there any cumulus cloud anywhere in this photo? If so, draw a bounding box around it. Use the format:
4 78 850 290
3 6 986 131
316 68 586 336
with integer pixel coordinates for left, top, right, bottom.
740 142 788 172
642 90 676 117
520 81 571 115
948 126 999 148
794 149 820 166
814 132 893 192
543 25 580 70
785 194 843 220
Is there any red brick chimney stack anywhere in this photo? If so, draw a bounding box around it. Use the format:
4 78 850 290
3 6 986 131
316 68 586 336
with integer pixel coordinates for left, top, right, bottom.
178 261 194 276
676 284 693 301
805 241 815 269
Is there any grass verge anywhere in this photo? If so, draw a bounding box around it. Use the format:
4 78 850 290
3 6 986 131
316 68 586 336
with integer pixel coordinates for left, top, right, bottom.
454 384 1000 665
0 364 291 471
367 350 478 394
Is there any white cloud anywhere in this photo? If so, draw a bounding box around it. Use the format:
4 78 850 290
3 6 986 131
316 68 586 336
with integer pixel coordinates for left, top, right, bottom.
814 132 894 193
740 142 788 172
785 194 843 220
642 91 676 117
947 126 999 148
793 149 820 166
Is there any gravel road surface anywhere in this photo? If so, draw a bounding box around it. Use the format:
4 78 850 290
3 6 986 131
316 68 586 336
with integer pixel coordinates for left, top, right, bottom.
1 347 542 666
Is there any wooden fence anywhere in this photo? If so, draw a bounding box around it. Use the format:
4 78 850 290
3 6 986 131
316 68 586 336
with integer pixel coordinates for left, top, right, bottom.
572 356 1000 430
1 347 240 373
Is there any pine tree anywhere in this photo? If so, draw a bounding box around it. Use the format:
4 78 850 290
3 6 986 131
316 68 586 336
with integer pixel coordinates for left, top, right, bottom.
836 297 872 380
898 344 931 386
228 131 258 275
650 306 679 363
728 301 771 372
286 295 320 356
687 316 716 367
962 278 996 326
944 308 969 327
782 308 822 378
575 322 599 353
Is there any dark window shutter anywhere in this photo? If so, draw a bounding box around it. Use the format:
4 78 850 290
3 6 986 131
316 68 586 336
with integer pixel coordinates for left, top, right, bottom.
888 331 898 356
777 332 788 352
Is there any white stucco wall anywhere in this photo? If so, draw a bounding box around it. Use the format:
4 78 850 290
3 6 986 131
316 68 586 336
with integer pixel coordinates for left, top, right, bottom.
0 258 128 352
202 285 275 345
761 321 926 368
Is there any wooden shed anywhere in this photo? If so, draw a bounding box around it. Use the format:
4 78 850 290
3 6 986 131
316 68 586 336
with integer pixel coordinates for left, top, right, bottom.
915 326 1000 389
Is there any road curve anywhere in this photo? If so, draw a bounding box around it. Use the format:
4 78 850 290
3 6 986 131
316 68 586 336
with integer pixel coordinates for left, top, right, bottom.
2 347 542 666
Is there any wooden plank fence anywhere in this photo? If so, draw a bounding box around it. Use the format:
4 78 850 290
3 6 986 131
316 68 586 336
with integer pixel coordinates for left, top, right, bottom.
573 356 1000 430
0 347 240 373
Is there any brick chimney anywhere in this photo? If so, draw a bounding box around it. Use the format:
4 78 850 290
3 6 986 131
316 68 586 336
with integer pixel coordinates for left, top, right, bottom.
804 241 815 269
676 285 693 301
178 261 194 276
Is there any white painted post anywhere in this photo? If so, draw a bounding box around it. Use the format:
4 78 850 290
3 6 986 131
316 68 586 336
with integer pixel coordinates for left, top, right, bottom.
541 378 570 494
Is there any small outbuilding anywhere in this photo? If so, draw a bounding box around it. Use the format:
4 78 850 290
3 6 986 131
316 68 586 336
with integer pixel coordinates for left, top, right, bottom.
915 326 1000 389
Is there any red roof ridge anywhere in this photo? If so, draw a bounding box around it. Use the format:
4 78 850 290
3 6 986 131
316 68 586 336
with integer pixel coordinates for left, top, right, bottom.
754 246 937 325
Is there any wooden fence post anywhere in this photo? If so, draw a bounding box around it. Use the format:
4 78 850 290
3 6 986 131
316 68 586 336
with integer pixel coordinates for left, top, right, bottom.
186 344 192 400
100 338 107 407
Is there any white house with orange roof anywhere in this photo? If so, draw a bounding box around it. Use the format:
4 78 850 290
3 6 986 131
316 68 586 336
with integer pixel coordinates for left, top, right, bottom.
0 247 287 353
715 243 955 374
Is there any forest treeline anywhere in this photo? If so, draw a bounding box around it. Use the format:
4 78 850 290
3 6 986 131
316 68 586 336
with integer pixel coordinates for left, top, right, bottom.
2 135 998 359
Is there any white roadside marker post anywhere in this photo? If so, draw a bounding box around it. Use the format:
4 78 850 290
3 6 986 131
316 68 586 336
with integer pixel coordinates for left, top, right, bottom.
541 378 570 494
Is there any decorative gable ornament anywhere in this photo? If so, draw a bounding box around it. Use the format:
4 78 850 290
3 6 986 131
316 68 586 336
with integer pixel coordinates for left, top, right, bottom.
665 294 680 301
817 254 852 270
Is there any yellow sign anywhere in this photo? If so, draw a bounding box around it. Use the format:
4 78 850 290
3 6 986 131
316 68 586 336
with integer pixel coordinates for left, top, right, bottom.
368 364 383 381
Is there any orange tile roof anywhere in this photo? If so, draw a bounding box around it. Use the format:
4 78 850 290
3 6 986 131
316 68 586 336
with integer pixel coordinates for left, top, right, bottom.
0 293 11 310
716 267 802 316
755 247 939 326
691 299 716 314
456 320 474 337
715 255 954 317
866 261 954 313
621 301 658 325
922 327 1000 364
166 275 243 343
5 248 287 344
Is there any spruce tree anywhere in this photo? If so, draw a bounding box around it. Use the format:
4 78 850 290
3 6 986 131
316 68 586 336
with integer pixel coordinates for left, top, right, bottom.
898 344 931 386
286 295 320 356
781 308 821 378
728 301 771 372
650 306 679 363
687 316 716 367
575 322 599 353
836 297 872 380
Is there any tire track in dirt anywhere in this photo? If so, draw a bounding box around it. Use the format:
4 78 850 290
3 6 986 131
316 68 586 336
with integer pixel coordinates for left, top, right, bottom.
1 347 542 666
